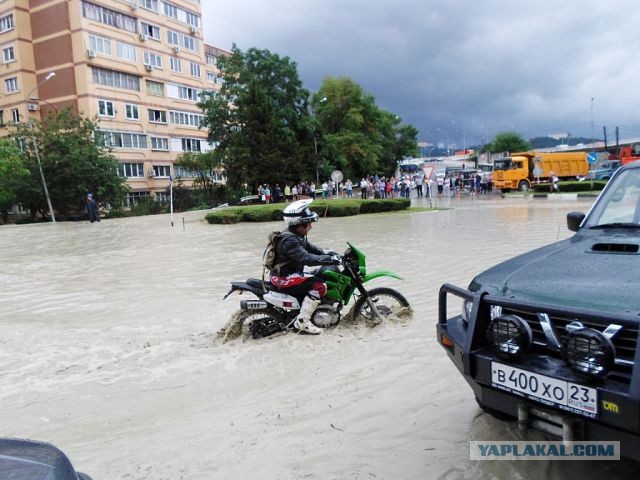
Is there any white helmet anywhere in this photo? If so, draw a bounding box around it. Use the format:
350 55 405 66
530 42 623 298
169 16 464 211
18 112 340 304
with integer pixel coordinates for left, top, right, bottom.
283 199 319 227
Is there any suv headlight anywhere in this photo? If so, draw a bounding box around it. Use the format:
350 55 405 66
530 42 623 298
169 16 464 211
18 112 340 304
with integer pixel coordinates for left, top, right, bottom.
563 328 615 379
461 300 473 323
486 314 532 360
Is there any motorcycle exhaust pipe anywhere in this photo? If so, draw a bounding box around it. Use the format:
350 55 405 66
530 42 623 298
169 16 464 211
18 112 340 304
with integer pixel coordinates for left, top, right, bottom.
241 300 268 310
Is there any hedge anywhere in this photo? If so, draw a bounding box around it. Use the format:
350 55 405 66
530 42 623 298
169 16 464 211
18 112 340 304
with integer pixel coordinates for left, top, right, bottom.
532 181 607 193
205 198 411 224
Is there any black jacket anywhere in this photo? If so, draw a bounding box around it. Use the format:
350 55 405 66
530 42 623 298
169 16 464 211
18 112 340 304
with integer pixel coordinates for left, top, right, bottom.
272 229 335 276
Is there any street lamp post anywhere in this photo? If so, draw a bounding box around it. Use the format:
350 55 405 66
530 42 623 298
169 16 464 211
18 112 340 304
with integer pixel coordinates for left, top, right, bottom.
26 71 56 223
437 128 450 156
311 96 327 185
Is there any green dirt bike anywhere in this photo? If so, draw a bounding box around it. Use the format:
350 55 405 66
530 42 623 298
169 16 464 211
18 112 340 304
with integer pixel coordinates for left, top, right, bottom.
222 243 411 339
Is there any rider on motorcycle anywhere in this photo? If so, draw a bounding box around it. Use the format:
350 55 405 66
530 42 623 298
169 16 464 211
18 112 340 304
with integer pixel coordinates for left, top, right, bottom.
270 199 340 334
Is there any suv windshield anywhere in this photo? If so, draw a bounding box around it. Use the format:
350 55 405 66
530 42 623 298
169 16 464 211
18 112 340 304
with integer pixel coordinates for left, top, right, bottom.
585 167 640 227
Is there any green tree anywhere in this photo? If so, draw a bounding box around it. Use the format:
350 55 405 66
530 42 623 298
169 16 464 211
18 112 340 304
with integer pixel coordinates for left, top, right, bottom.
313 77 417 180
0 138 29 223
488 131 532 154
13 109 127 218
175 151 228 207
198 45 314 192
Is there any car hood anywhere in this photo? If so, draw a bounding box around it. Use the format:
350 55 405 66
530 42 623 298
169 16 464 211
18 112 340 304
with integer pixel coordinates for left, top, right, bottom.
470 231 640 315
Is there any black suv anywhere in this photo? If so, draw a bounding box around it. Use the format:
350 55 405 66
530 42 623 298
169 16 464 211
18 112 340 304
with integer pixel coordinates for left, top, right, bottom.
437 162 640 460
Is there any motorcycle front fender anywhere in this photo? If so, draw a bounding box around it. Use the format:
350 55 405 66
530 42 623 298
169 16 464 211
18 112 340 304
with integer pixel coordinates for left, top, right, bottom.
362 270 402 283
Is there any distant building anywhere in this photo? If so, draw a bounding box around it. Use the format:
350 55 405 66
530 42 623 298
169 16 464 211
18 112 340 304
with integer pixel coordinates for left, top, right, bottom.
0 0 228 206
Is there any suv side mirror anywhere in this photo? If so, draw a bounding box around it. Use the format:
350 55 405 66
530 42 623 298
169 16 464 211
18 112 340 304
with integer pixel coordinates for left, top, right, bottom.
567 211 585 232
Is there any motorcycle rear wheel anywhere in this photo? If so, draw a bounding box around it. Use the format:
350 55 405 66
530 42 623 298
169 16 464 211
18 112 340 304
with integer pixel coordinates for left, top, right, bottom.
221 308 286 342
353 287 411 324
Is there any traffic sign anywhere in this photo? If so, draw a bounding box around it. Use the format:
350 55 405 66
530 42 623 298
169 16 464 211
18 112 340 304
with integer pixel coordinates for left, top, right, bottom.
587 152 598 164
331 170 343 183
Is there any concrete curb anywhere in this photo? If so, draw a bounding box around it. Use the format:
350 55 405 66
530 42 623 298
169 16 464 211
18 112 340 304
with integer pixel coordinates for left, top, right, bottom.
502 192 600 200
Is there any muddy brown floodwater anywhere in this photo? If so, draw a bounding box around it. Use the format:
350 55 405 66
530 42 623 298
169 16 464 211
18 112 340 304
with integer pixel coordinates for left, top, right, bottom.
1 195 636 479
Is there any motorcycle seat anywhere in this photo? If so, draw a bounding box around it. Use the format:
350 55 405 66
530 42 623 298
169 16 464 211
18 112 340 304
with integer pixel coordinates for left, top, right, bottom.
246 278 279 291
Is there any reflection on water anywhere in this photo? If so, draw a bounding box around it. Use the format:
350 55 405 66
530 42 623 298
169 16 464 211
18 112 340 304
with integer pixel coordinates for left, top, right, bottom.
3 195 635 478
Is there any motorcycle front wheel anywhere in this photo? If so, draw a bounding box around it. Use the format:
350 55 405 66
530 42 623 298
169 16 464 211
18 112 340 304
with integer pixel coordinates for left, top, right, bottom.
352 287 411 324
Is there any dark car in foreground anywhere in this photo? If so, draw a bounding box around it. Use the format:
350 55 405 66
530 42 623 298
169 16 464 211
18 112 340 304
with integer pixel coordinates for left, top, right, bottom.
437 162 640 460
0 438 92 479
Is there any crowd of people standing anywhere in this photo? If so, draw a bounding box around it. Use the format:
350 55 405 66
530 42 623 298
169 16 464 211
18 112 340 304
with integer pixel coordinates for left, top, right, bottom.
255 170 495 204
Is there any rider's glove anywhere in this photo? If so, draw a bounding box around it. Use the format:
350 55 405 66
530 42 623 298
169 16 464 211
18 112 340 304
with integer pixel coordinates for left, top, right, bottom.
323 249 338 256
330 254 342 265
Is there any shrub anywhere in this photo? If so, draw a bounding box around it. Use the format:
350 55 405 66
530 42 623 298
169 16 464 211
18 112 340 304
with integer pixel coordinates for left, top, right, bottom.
532 181 606 193
206 209 243 224
205 198 411 224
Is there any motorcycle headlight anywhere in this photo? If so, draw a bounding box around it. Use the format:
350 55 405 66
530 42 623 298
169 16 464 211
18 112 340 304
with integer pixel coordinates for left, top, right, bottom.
461 300 473 323
563 328 615 379
486 314 532 360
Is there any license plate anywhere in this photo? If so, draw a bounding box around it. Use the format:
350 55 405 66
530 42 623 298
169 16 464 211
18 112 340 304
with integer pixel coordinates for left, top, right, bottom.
491 362 598 418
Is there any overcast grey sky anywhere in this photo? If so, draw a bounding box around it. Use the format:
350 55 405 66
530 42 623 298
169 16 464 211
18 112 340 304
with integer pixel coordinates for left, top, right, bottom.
202 0 640 148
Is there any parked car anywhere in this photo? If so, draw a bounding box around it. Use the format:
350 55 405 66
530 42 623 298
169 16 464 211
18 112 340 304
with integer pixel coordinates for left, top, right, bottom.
592 160 621 180
436 162 640 461
0 438 92 479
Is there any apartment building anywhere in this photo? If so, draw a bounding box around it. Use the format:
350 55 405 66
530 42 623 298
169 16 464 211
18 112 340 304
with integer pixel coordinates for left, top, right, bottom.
0 0 227 206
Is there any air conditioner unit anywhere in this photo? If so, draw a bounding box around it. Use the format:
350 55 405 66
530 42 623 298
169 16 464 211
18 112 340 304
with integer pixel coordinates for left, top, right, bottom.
87 49 97 59
189 26 199 35
139 33 147 42
147 170 155 178
144 64 153 72
130 0 138 10
173 46 180 53
27 103 39 111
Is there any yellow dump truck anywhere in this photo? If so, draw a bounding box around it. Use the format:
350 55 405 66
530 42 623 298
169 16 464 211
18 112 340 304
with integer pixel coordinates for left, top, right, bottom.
493 151 589 192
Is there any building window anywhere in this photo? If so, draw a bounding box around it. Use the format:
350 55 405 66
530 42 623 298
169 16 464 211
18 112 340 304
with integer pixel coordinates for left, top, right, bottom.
153 165 171 177
2 46 15 63
98 100 115 116
205 54 216 66
144 51 163 69
88 34 112 55
151 137 169 150
190 62 200 77
155 192 169 204
186 12 199 27
124 191 150 207
116 42 137 61
100 131 148 149
5 77 18 93
118 162 145 178
169 110 203 127
125 104 139 120
148 109 167 123
206 72 215 83
140 0 158 11
140 22 161 40
82 1 137 33
163 2 178 19
0 14 14 32
178 85 200 101
11 108 19 123
146 80 164 96
181 138 201 152
92 67 140 91
170 57 182 73
167 30 198 52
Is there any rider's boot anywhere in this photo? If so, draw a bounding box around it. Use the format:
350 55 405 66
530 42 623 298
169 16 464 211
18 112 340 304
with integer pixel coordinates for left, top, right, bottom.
293 296 322 335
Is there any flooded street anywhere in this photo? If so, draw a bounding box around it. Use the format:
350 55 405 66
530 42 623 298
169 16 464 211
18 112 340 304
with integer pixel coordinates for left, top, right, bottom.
1 195 636 479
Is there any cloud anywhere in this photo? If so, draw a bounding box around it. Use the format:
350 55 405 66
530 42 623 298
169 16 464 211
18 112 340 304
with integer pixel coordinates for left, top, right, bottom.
203 0 640 146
